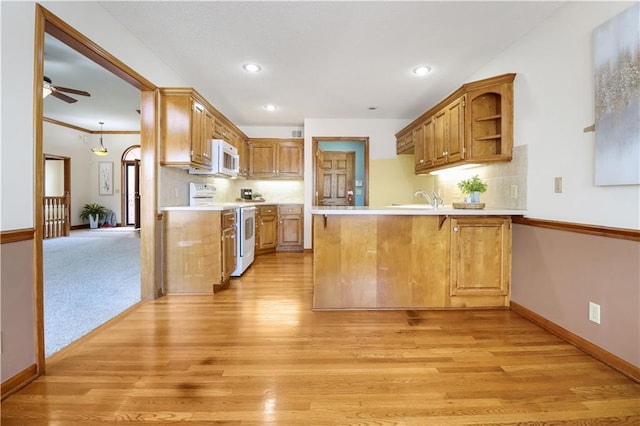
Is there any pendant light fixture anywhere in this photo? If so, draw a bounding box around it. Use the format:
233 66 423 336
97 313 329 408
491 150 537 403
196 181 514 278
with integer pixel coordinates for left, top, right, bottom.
91 121 108 156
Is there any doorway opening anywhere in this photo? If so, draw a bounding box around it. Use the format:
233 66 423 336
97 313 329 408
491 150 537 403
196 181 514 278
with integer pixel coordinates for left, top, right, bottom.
121 145 141 228
312 137 369 206
43 155 71 239
34 4 159 373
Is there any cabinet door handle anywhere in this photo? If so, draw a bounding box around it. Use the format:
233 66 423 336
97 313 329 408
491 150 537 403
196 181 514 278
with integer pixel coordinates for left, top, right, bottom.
453 226 459 232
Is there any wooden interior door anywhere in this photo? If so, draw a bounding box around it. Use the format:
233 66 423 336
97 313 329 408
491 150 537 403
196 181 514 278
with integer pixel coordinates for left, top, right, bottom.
320 151 355 206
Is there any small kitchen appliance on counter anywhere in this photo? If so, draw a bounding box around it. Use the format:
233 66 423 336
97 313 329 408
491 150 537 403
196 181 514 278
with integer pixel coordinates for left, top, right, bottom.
240 188 252 200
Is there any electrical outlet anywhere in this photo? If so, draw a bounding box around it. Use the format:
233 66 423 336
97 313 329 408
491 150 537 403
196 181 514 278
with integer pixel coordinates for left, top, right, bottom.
510 185 518 199
589 302 601 324
554 177 563 193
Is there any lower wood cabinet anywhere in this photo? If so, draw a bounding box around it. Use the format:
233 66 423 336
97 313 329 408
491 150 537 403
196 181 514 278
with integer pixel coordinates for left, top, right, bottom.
219 210 237 292
163 209 236 294
255 204 304 255
449 216 511 308
277 205 303 252
255 205 278 255
312 214 511 309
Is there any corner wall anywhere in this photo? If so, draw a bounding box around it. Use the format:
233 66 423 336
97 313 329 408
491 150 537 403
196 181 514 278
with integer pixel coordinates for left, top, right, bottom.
467 1 639 229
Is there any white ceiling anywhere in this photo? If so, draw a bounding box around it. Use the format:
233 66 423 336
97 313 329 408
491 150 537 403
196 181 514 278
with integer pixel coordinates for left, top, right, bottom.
44 1 565 132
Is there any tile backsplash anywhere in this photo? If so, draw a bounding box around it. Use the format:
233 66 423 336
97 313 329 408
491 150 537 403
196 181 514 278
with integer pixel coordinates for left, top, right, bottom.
159 167 304 206
432 145 527 209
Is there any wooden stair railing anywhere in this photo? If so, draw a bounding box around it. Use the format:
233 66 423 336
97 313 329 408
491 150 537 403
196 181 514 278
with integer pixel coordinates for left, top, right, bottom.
43 192 70 239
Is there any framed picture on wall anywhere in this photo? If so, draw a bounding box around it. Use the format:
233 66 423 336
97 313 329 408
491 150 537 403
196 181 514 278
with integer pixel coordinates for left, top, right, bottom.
99 161 113 195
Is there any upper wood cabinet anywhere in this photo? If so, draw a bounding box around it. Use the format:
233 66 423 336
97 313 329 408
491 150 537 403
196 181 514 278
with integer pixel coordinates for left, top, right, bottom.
397 74 515 174
247 138 304 179
466 80 513 162
160 88 212 169
160 87 248 171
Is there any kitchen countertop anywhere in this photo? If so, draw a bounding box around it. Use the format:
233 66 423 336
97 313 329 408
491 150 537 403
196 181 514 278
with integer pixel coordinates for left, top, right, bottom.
161 201 303 211
310 205 527 216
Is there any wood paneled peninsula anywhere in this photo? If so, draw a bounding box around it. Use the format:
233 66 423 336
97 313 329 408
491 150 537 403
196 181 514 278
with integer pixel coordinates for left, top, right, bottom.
310 206 526 310
162 205 239 294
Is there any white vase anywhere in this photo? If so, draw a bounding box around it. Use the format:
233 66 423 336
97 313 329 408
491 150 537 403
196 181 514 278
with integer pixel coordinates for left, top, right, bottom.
89 214 99 229
466 191 480 203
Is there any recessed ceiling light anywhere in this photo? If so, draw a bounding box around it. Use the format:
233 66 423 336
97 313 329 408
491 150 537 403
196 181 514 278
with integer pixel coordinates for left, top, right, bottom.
263 104 278 111
243 63 262 73
413 66 432 76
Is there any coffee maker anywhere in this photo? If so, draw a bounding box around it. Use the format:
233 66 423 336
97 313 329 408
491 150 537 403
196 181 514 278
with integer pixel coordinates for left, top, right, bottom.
240 188 252 200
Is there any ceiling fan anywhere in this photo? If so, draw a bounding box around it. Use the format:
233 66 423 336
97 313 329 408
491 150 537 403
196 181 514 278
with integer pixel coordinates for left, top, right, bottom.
43 76 91 103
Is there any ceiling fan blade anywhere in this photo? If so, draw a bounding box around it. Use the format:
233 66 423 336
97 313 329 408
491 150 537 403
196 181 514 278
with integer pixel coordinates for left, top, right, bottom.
54 86 91 97
51 90 78 104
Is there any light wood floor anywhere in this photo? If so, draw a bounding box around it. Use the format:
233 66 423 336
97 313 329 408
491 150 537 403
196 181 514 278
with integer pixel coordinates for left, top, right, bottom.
2 253 639 425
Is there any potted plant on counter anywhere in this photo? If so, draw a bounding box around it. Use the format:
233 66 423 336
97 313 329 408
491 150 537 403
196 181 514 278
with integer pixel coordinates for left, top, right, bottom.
80 203 107 229
457 175 487 203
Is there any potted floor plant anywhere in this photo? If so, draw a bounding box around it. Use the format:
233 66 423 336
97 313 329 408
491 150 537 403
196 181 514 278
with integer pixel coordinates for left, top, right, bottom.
457 175 488 203
80 203 107 229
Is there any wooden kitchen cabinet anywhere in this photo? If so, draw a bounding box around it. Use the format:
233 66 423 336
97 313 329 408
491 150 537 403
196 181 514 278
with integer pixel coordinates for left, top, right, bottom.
160 87 248 171
238 137 249 177
219 209 237 292
397 73 515 174
396 131 414 155
433 96 465 167
248 138 304 179
255 205 278 255
414 117 436 172
163 209 236 294
449 216 511 307
465 80 514 162
277 204 303 252
160 88 213 169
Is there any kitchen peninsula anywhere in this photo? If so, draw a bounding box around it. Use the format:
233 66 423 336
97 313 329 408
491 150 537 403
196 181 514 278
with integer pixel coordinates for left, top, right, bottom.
310 206 526 310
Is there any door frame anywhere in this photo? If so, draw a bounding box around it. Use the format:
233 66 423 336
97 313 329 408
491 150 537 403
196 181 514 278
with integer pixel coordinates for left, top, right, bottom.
312 137 369 206
34 4 159 373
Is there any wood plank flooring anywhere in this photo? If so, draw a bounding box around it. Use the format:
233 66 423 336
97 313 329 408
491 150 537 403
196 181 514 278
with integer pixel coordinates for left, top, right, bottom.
2 253 639 425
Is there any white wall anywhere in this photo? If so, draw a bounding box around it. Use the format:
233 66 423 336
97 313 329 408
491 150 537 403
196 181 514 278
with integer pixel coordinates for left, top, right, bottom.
1 1 36 231
467 1 639 229
302 118 410 248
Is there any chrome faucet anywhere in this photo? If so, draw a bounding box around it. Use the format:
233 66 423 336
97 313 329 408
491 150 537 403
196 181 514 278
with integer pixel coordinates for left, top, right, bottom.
414 189 444 208
414 189 433 204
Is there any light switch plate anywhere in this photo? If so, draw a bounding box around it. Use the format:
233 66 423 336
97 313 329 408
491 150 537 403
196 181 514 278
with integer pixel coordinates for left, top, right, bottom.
554 177 563 193
589 302 601 324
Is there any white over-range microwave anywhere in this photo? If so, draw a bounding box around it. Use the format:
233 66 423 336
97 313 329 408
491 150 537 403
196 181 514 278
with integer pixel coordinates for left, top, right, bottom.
190 139 239 177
